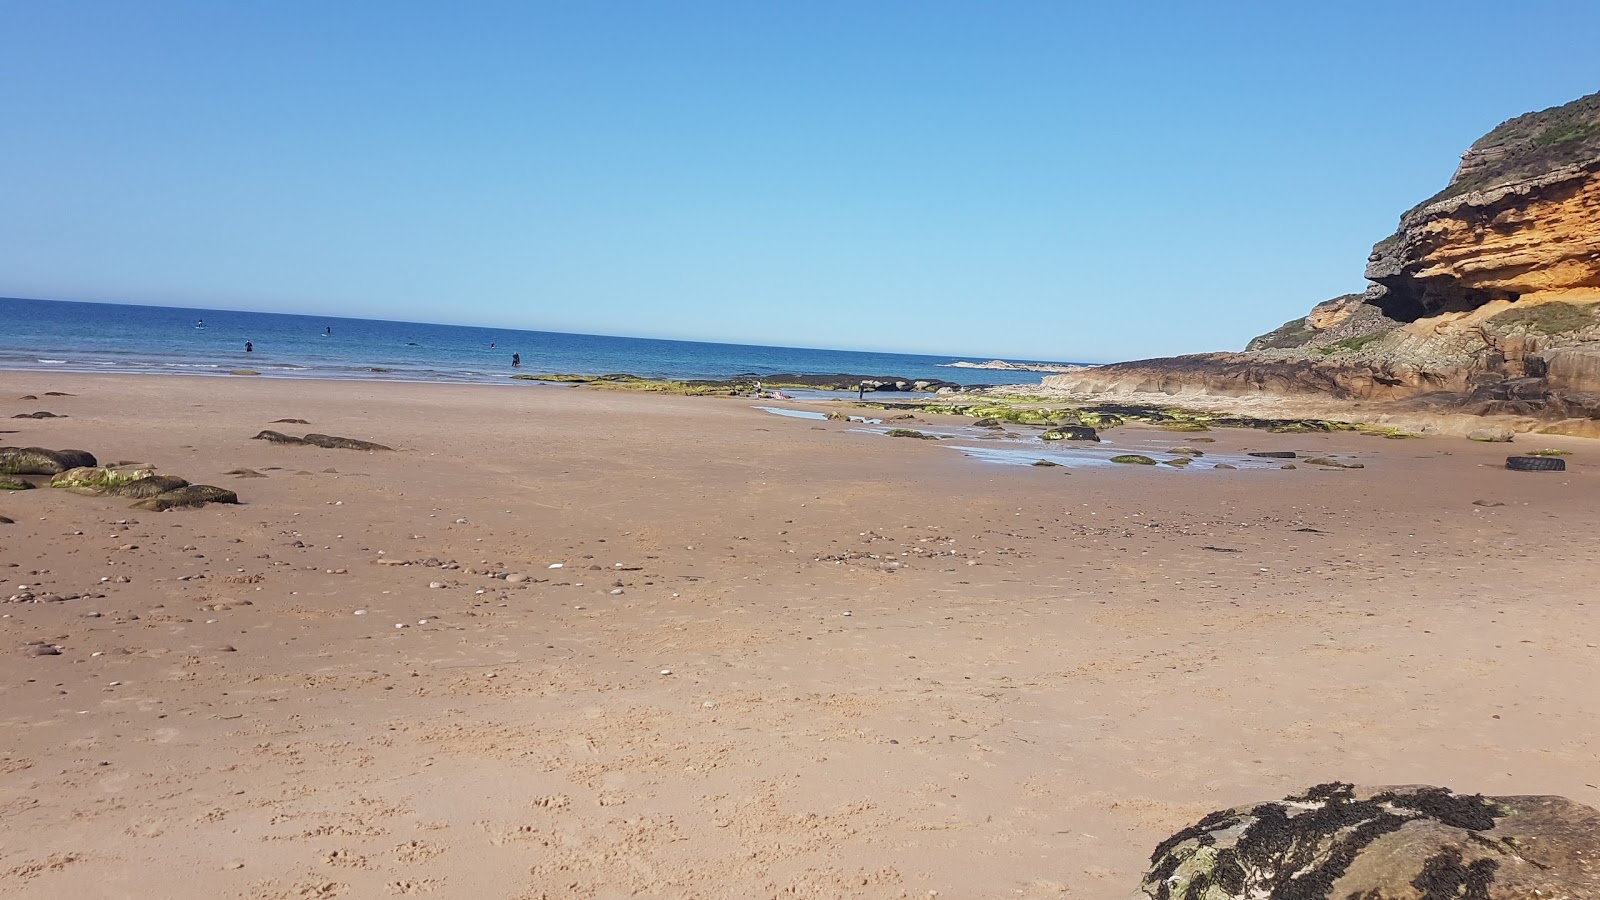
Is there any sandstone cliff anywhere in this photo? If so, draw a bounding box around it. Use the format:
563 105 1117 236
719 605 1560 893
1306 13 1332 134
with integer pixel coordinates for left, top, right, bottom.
1043 89 1600 436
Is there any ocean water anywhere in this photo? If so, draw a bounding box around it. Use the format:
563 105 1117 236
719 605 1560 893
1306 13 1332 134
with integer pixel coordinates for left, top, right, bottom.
0 297 1071 387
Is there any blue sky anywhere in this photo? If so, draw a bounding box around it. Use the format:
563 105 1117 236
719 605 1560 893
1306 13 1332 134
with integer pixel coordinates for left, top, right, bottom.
2 1 1596 362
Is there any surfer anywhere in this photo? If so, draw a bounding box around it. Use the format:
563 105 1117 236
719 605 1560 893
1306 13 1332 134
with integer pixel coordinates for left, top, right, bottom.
244 341 253 353
324 326 331 336
512 352 521 367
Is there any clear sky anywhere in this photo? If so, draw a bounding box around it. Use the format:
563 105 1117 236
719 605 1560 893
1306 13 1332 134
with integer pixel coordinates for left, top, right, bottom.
3 1 1596 362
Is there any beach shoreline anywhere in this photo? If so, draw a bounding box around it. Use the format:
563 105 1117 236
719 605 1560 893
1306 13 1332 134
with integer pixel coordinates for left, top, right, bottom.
2 372 1597 898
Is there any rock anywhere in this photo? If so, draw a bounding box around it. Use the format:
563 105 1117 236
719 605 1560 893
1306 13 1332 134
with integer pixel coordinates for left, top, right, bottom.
1473 499 1507 507
24 644 60 657
1304 457 1366 468
270 418 311 424
505 573 528 584
1031 459 1060 467
131 485 240 511
49 466 157 490
251 430 304 444
1170 446 1205 456
885 429 937 440
1212 463 1237 469
0 447 97 475
251 431 392 451
303 434 392 451
1162 457 1192 467
225 468 267 478
1040 425 1100 442
1110 455 1158 465
17 395 37 400
98 475 192 499
0 479 33 491
11 411 61 419
1468 427 1516 442
1135 782 1600 899
0 514 14 524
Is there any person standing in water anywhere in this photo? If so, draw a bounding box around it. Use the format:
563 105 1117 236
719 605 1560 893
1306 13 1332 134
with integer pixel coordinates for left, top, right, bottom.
511 352 521 367
244 341 253 353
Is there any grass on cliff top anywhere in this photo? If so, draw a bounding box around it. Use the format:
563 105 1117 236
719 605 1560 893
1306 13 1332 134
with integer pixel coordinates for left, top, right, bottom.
1486 301 1598 335
1408 90 1600 212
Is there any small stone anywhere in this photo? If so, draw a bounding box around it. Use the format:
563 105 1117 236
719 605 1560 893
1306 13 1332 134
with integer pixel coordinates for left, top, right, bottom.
548 563 563 569
429 581 444 589
659 668 672 676
842 611 852 617
610 588 624 595
703 701 716 708
354 609 367 616
216 644 236 652
454 518 468 524
394 623 406 629
506 573 528 584
26 645 60 657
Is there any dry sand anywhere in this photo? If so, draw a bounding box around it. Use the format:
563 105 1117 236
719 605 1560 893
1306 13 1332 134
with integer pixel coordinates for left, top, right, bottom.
2 373 1598 899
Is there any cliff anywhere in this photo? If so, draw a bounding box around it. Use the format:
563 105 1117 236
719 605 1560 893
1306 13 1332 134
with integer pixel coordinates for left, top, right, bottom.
1041 89 1600 437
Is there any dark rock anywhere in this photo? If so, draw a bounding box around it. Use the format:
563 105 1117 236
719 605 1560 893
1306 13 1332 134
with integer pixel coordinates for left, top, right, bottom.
1137 783 1600 899
1110 454 1157 465
0 514 14 524
11 411 61 419
0 447 98 475
270 418 311 424
885 429 937 440
252 430 305 444
42 392 73 397
17 395 37 400
131 484 239 511
225 468 267 478
1040 425 1100 442
252 431 391 451
1031 459 1060 467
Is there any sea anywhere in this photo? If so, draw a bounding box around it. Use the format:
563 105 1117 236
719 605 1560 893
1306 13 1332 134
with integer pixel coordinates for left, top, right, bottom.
0 297 1073 387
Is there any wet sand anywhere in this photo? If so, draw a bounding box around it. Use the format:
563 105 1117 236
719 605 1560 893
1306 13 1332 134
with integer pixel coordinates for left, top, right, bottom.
2 373 1598 898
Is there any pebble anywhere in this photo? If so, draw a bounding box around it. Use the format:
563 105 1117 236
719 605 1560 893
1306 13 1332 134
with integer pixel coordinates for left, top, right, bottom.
610 588 624 595
506 573 528 584
394 623 406 629
26 645 60 657
417 620 428 625
703 701 716 708
429 581 445 589
455 518 468 524
659 668 672 676
842 611 852 617
548 563 563 569
216 644 236 652
354 609 367 616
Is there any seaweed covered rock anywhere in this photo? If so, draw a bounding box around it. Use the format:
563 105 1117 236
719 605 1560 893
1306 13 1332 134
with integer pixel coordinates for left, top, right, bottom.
1110 454 1158 465
1041 425 1100 442
0 447 97 475
131 484 239 511
105 475 192 499
1135 783 1600 899
49 465 157 490
1 479 34 491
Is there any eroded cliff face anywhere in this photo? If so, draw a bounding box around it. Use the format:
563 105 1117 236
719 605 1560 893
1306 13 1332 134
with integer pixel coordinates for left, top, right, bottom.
1047 90 1600 436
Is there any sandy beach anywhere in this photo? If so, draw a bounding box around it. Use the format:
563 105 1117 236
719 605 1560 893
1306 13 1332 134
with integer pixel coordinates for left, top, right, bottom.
2 372 1598 899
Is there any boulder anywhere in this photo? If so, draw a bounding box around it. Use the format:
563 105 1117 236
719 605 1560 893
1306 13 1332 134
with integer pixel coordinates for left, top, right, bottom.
131 484 239 512
0 479 34 491
1134 783 1600 899
49 466 157 490
0 447 97 475
1110 455 1158 465
10 411 61 419
1041 425 1100 442
1467 426 1516 442
105 475 192 499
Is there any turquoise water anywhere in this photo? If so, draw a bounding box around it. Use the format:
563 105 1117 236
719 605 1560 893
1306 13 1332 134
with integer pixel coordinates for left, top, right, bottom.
0 296 1074 386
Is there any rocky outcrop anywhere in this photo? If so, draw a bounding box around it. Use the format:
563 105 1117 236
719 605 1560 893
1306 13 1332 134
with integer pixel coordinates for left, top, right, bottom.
1136 783 1600 899
1038 90 1600 436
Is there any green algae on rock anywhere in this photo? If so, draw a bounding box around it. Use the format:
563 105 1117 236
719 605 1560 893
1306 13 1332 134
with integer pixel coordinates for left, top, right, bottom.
0 479 34 490
49 466 157 489
885 429 937 440
131 484 239 512
1110 454 1157 465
